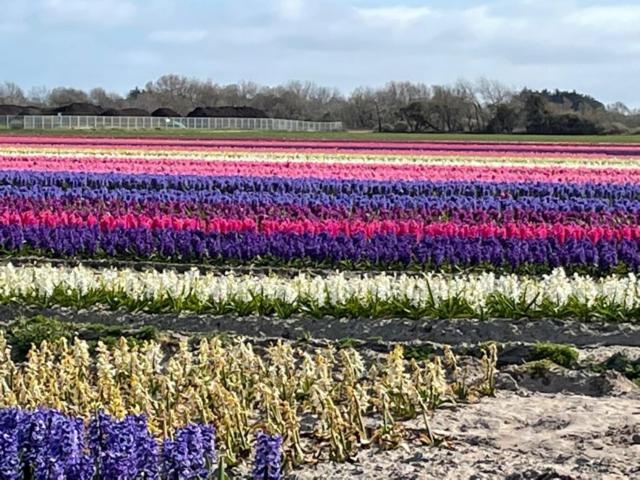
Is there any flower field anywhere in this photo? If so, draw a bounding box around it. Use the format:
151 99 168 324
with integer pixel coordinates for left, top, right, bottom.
0 332 493 478
1 137 640 277
0 135 639 478
1 137 640 282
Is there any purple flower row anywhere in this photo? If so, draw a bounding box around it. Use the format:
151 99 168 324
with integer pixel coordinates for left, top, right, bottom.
5 184 640 216
0 193 639 225
2 169 640 229
1 170 639 200
0 407 282 480
0 224 637 272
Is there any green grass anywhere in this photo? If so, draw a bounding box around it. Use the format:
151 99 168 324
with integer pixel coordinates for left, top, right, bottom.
4 315 159 360
7 315 72 358
403 344 435 361
592 352 640 384
523 359 558 377
530 342 579 368
1 128 639 143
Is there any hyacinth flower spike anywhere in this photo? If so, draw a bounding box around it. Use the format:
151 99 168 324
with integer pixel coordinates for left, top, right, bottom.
252 431 283 480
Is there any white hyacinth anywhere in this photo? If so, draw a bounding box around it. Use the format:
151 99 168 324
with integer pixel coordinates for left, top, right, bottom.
0 263 638 314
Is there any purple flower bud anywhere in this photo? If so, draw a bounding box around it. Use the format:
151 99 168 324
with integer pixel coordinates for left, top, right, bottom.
162 423 216 480
252 431 283 480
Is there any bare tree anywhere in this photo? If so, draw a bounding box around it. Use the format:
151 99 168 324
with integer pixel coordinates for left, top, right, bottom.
0 82 27 104
476 78 514 106
1 75 634 133
26 86 49 106
89 88 123 109
47 87 89 106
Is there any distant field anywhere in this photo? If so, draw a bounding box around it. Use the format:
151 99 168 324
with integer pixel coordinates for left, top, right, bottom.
1 127 639 143
0 131 639 478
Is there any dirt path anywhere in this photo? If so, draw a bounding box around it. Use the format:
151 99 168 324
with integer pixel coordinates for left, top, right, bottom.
288 389 640 480
2 305 639 347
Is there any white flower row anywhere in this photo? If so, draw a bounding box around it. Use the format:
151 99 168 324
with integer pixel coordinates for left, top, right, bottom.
1 147 638 170
0 263 638 313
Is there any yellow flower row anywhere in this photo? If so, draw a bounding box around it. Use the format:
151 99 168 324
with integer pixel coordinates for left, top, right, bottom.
0 332 496 466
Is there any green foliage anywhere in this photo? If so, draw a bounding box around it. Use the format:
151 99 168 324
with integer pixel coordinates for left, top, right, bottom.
593 353 640 383
487 104 518 134
2 284 640 322
524 359 557 378
398 102 431 133
6 315 73 358
79 323 159 348
3 315 159 359
393 121 409 133
524 93 548 134
531 342 579 368
522 91 602 135
337 337 359 349
541 88 604 111
403 345 434 361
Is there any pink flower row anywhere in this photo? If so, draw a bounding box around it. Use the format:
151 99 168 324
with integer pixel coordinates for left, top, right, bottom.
2 210 639 242
2 155 640 183
2 136 640 158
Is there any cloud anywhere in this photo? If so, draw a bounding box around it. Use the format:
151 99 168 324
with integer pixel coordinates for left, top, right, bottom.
3 0 640 107
149 30 209 44
276 0 306 20
0 2 30 34
355 6 431 28
121 50 162 67
41 0 137 26
568 5 640 35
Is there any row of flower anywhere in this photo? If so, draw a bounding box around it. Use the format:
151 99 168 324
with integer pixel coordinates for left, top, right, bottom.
4 170 640 200
1 264 639 319
0 407 281 480
0 140 635 274
2 211 639 242
1 227 639 273
8 148 640 167
3 135 640 157
0 334 494 469
2 194 640 225
6 169 640 198
6 193 640 224
3 153 640 183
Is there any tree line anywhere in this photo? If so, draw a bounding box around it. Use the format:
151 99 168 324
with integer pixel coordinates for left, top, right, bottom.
1 75 639 134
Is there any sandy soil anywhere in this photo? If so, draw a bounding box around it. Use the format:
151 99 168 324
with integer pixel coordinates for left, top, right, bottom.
2 305 639 347
288 387 639 480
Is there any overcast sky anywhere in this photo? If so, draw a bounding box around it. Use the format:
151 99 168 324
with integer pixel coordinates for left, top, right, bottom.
1 0 639 106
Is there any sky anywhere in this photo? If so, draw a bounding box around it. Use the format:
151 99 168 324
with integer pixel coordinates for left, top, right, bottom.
1 0 639 106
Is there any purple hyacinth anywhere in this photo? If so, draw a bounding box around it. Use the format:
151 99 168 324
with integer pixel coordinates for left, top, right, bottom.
21 408 55 478
0 430 21 480
1 407 220 480
161 423 216 480
89 412 159 480
46 414 93 480
17 408 93 480
10 184 640 225
0 408 23 480
5 224 640 273
252 431 283 480
5 168 640 198
4 168 640 273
